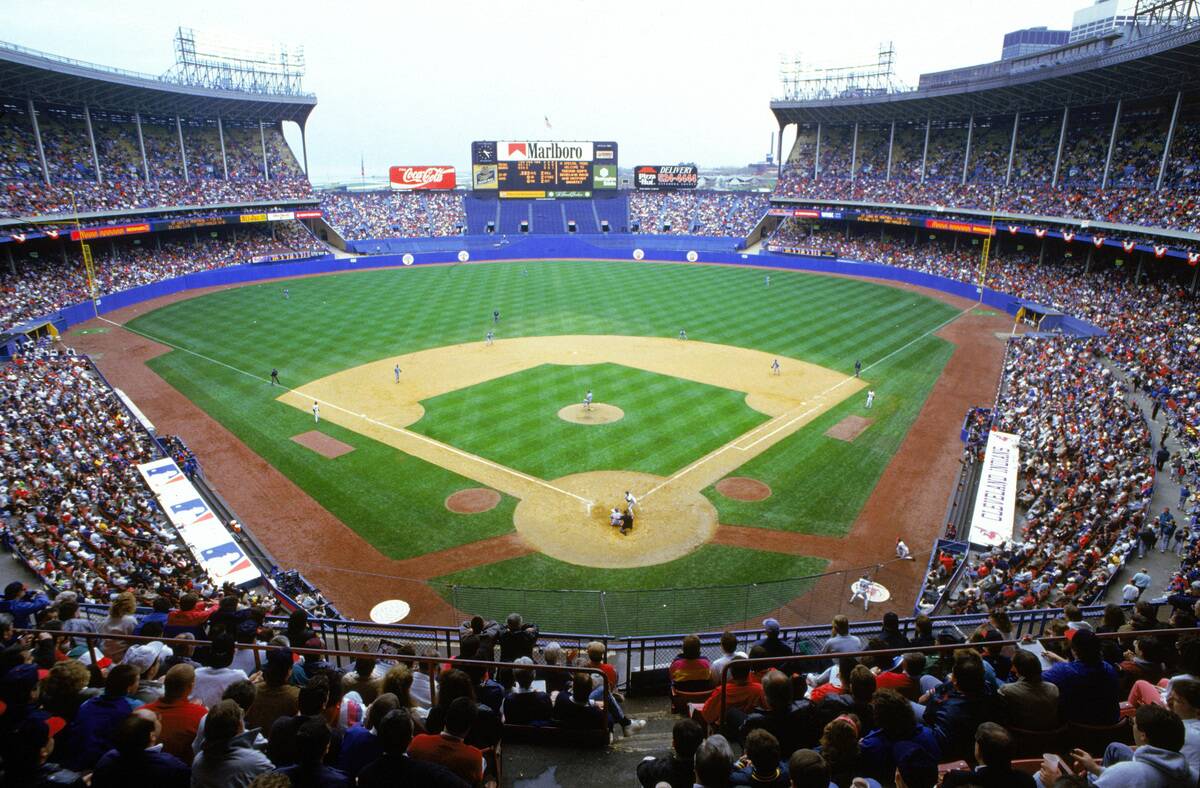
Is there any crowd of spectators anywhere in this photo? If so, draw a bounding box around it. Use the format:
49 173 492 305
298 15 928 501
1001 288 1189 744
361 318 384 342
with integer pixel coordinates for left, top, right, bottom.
0 355 211 604
0 222 323 329
320 191 467 239
628 191 768 237
774 112 1200 233
0 108 313 218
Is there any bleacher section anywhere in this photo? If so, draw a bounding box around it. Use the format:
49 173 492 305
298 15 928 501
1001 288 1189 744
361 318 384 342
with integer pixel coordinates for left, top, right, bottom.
530 198 563 233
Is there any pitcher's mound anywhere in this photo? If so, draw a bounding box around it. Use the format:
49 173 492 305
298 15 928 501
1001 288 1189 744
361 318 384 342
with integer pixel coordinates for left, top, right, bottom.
558 403 624 425
715 477 772 501
445 488 501 514
292 431 355 458
825 415 873 442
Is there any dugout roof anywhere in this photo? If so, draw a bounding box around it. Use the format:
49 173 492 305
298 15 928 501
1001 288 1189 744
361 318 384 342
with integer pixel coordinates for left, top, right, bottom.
0 41 316 124
771 25 1200 124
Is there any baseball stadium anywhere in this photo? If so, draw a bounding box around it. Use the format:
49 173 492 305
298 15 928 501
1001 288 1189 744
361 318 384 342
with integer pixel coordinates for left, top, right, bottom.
3 3 1200 786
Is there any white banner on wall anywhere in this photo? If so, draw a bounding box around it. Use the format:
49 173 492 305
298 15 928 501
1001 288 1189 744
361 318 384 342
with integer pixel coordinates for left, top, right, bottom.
966 430 1021 548
137 459 262 587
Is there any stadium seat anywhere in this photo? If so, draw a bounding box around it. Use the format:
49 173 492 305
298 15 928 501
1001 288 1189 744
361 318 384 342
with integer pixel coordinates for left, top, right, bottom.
670 686 714 715
1067 718 1134 756
1008 724 1068 759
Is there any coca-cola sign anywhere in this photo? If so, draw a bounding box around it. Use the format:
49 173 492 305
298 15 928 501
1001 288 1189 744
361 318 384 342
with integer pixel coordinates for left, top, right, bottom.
389 166 457 191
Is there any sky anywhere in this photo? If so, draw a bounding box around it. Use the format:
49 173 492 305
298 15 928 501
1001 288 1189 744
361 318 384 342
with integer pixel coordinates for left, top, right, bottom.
2 0 1083 184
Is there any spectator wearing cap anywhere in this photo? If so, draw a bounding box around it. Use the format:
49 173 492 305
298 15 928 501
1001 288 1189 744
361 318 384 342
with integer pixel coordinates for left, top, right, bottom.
1 716 83 787
246 647 300 736
753 619 795 669
143 664 208 762
290 636 334 687
997 649 1060 731
638 717 704 788
0 661 53 733
0 581 50 630
91 707 190 788
274 717 351 787
357 707 469 788
60 662 140 771
408 695 487 786
1043 628 1121 725
124 640 173 704
191 633 248 708
190 699 274 788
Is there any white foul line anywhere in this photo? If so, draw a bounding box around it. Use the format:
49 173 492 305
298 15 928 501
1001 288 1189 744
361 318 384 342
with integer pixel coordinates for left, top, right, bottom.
96 317 594 508
640 304 974 500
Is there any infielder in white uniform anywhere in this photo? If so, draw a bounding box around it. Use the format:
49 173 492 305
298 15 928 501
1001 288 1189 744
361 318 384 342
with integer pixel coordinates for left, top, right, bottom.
486 330 494 346
624 490 637 512
394 364 401 383
771 359 781 376
865 390 876 409
312 402 320 423
896 538 913 560
583 390 593 411
849 574 871 611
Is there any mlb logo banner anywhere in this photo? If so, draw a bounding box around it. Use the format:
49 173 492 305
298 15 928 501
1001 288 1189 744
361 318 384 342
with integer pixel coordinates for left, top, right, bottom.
199 541 259 586
137 458 187 495
165 495 221 529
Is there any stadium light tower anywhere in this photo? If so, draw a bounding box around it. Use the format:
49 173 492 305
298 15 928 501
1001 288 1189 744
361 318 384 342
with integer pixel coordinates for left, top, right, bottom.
778 42 905 101
1133 0 1200 34
165 27 307 96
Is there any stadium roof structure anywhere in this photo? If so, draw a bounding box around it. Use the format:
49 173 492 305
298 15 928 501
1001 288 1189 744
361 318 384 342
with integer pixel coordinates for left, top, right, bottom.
0 40 316 125
770 25 1200 124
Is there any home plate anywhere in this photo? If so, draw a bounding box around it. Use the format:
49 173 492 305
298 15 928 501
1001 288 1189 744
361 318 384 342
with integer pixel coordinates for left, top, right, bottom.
370 599 411 624
868 583 891 603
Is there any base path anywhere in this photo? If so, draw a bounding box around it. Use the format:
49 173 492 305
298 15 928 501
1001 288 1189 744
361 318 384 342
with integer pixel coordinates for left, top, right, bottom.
276 335 861 569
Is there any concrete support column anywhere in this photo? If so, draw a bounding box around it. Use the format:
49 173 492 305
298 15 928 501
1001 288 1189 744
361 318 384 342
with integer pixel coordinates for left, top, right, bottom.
134 112 150 182
777 122 785 178
1005 112 1020 188
920 117 931 184
28 99 49 185
1191 264 1199 294
961 115 974 186
217 117 229 180
1085 246 1094 274
176 115 189 183
300 122 309 176
261 121 271 181
1101 100 1123 190
1135 253 1144 285
1157 91 1183 192
814 123 822 181
1039 238 1046 265
886 120 895 181
850 122 859 184
83 105 101 184
6 245 15 275
1052 106 1069 188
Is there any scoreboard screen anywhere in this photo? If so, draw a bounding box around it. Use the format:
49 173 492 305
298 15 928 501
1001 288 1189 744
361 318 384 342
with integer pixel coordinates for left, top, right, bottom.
472 140 617 198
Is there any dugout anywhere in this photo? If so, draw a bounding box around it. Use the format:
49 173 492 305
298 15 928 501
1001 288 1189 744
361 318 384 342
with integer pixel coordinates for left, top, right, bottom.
1011 300 1065 333
0 318 63 360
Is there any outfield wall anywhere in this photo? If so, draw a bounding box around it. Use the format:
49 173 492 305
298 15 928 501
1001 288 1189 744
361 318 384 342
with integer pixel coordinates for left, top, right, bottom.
46 235 1105 336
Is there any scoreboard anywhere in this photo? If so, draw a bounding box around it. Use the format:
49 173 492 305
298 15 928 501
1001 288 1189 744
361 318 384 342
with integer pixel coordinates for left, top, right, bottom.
472 140 617 198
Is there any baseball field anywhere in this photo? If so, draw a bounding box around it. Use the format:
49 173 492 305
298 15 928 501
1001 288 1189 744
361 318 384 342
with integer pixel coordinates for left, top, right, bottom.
80 258 988 633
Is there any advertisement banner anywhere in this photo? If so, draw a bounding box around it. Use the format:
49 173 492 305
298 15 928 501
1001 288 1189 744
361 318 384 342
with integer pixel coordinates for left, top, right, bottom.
294 210 323 219
925 218 996 236
768 208 821 218
157 217 225 232
496 140 594 162
266 211 295 222
856 212 918 227
136 460 262 587
69 223 151 241
967 431 1021 547
389 166 457 191
473 164 498 190
238 213 269 224
634 165 698 190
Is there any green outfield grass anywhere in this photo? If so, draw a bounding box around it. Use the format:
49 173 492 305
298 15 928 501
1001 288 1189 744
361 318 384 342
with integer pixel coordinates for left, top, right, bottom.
121 260 960 596
410 363 769 479
432 547 828 635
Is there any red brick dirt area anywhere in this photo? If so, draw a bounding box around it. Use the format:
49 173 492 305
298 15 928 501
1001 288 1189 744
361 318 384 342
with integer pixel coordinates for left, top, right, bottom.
291 431 355 459
445 488 502 514
825 415 874 442
65 267 1012 628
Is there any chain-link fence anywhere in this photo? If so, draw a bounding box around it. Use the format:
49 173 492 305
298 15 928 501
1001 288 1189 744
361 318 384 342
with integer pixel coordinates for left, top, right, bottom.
429 564 884 637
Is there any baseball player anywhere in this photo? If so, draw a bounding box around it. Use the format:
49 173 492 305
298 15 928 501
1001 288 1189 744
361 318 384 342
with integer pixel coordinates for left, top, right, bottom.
849 574 872 611
394 364 401 383
493 309 500 324
679 328 688 341
610 508 622 529
854 359 862 378
270 368 280 386
624 490 637 512
771 359 781 376
283 288 290 300
865 390 875 409
583 390 593 411
486 330 494 346
312 402 320 423
765 274 770 287
896 538 913 560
